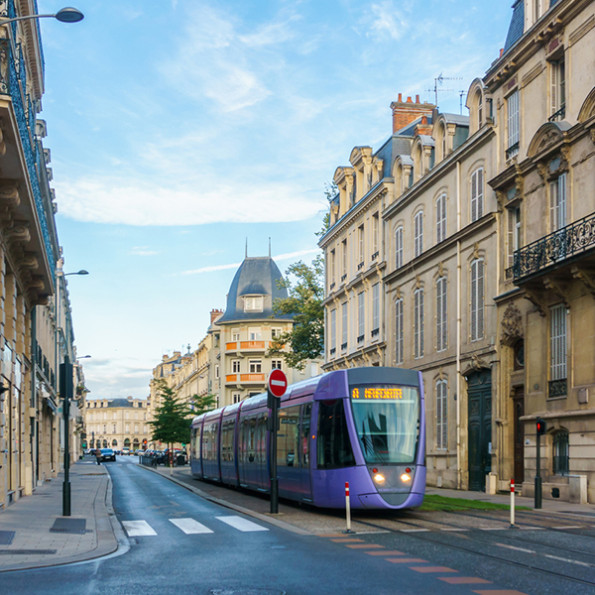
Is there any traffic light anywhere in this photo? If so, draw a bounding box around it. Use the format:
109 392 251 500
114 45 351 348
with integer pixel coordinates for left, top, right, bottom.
536 418 546 436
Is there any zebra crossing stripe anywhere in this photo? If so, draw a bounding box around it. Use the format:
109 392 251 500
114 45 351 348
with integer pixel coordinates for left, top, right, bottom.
122 520 157 537
216 515 269 532
169 518 214 534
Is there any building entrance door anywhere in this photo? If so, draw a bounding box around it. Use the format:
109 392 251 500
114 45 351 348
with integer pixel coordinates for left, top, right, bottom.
513 387 525 485
467 369 492 491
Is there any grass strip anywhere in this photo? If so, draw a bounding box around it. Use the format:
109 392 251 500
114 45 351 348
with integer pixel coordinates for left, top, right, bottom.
420 494 530 512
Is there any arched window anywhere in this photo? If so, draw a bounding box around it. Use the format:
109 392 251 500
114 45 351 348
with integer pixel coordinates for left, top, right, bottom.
553 430 569 475
436 276 447 352
476 90 483 130
395 226 403 269
470 167 484 222
414 287 424 359
436 193 447 243
395 298 404 365
470 258 484 341
436 379 448 449
414 211 424 257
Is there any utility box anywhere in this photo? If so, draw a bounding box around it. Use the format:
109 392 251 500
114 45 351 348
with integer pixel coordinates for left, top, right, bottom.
568 475 587 504
485 472 498 495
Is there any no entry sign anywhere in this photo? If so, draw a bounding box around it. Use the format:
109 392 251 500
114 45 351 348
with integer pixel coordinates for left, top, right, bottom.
268 369 287 398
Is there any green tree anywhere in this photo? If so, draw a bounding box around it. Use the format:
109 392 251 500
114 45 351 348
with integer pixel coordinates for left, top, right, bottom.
149 380 215 452
268 253 325 370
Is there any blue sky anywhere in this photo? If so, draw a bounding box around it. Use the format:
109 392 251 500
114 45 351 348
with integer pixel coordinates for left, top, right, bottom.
38 0 511 399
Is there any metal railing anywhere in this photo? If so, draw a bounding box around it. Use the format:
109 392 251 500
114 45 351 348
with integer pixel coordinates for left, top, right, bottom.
513 213 595 281
548 104 566 122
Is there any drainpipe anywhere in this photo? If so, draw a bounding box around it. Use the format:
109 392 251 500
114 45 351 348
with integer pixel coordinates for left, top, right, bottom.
456 160 462 490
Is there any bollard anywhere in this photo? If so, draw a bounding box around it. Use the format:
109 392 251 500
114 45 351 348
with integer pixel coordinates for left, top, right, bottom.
510 479 515 528
344 482 353 534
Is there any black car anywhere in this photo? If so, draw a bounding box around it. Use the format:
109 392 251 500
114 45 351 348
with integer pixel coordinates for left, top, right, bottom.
100 448 116 462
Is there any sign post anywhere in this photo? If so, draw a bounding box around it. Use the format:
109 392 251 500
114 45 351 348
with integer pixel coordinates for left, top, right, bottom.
267 369 287 514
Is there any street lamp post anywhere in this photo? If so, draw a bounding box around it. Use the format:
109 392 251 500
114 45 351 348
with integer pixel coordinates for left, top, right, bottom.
56 269 89 516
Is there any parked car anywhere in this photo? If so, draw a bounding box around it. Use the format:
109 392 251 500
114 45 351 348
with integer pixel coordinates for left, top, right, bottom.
121 448 130 456
135 449 145 456
100 448 116 462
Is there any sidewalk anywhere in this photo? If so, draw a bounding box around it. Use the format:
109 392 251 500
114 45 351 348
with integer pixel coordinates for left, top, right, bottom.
0 459 121 573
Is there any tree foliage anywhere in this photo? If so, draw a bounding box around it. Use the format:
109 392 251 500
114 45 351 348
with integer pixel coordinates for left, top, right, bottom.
149 379 215 445
268 254 325 370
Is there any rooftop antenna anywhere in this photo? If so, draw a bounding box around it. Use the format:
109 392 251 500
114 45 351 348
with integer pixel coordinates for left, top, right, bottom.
245 238 248 258
459 90 466 115
426 73 463 107
269 237 271 258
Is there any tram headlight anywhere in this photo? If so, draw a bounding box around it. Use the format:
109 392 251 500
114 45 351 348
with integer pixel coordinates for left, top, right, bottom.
400 467 413 483
373 472 386 484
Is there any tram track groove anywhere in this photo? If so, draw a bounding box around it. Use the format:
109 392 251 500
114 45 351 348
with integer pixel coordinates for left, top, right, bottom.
350 516 595 588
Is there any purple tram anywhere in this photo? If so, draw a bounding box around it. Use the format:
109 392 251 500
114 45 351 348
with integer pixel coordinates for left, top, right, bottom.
189 366 425 510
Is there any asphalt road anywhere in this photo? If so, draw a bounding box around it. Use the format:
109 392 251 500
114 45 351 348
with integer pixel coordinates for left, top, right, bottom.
1 457 594 594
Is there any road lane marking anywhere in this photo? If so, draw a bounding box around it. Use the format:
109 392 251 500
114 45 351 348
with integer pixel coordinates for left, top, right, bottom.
169 518 214 534
495 543 535 554
216 515 269 532
543 554 593 567
122 520 157 537
401 528 430 532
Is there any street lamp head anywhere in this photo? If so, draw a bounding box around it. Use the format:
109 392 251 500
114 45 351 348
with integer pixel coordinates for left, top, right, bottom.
77 355 92 360
63 269 89 276
55 8 84 23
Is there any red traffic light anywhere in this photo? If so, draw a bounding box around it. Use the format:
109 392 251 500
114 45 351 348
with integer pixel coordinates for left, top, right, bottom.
536 418 546 436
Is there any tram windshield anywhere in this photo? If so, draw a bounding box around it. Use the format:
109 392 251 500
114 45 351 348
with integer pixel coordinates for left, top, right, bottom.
350 384 420 464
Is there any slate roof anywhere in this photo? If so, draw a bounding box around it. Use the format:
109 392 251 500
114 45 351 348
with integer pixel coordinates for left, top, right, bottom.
106 398 134 408
217 256 293 324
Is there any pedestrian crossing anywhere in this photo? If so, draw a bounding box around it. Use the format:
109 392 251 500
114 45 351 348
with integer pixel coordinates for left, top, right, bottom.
122 515 269 538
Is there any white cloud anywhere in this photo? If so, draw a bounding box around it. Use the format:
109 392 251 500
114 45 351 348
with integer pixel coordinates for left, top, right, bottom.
130 246 159 256
367 1 409 41
54 177 324 226
180 248 319 276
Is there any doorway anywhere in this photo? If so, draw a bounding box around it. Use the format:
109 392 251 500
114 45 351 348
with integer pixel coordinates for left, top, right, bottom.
467 369 492 491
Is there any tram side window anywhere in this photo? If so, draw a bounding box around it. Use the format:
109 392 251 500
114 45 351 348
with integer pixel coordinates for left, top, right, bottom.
301 403 311 468
221 421 234 462
278 405 300 467
317 400 355 469
256 414 267 464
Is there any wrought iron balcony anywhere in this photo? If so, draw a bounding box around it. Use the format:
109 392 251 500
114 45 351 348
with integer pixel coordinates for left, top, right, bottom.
548 104 566 122
0 31 55 277
512 213 595 282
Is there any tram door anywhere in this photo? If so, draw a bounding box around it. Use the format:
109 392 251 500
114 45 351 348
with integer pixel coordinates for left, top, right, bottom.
467 369 492 491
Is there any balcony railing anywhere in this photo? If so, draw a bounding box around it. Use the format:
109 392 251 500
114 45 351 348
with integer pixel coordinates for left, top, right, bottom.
226 341 268 352
548 378 567 399
513 213 595 282
506 141 519 160
548 104 566 122
0 34 55 277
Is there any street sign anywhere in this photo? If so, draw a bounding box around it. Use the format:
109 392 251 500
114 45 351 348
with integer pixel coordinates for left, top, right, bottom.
267 369 287 398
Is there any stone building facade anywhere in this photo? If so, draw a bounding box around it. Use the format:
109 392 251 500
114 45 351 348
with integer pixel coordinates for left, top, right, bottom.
320 0 594 502
0 1 85 509
85 397 150 452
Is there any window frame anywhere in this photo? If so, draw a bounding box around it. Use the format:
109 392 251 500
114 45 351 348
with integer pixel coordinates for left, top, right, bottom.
436 276 447 352
470 258 485 341
436 378 448 450
414 211 423 258
414 287 424 359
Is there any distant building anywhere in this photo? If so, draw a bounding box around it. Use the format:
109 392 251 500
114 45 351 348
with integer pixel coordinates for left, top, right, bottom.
84 397 150 452
150 254 322 413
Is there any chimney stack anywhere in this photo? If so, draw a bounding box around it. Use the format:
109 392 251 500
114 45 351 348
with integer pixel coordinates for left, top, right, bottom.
391 93 436 134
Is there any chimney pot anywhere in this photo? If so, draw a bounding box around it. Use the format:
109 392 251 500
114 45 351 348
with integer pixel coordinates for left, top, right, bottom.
416 94 420 103
398 92 402 102
407 96 412 103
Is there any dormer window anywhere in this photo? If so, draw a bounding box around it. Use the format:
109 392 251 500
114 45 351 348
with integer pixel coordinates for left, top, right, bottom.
244 296 263 312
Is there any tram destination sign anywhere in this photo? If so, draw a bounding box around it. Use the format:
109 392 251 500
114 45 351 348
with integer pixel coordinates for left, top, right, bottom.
352 387 403 400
